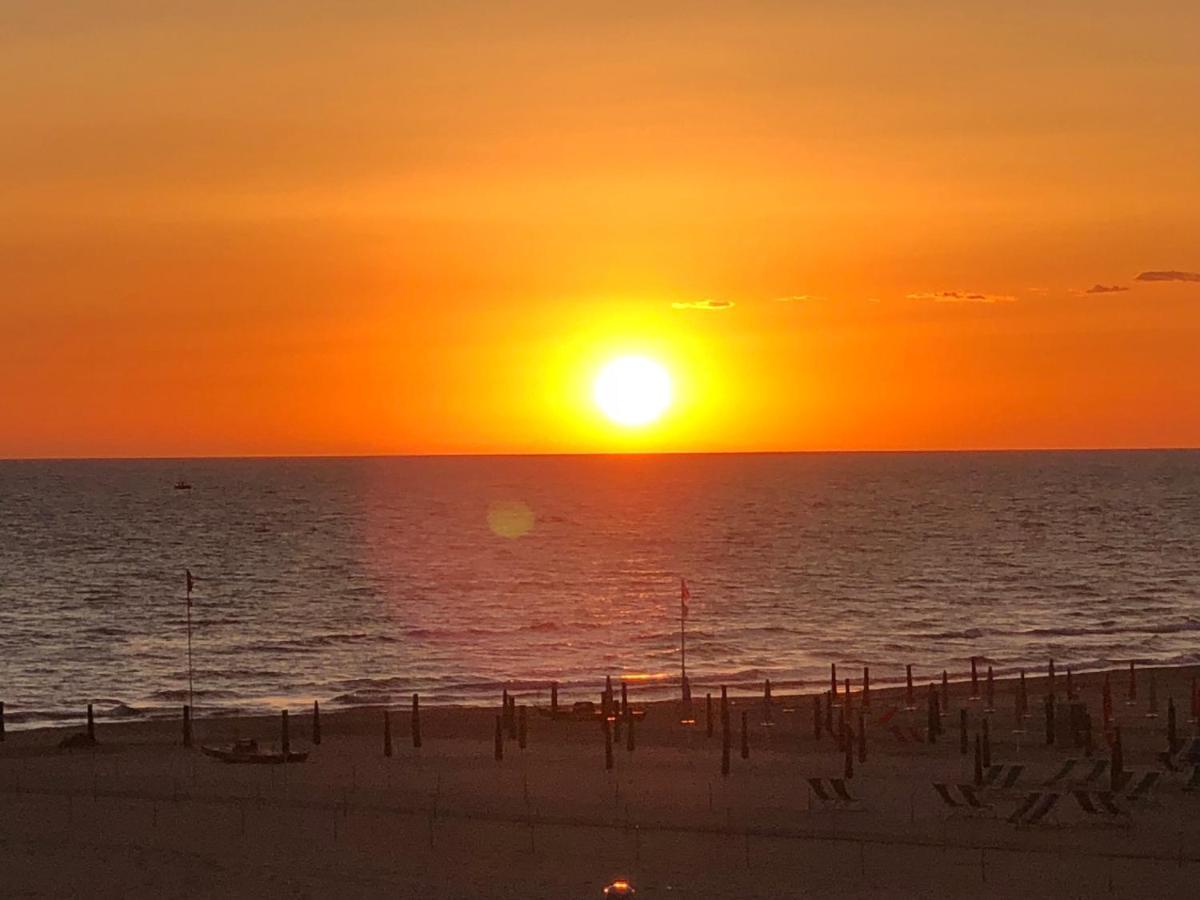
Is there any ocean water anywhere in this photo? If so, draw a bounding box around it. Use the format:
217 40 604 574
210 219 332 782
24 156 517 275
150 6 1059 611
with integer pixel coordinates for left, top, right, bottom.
0 451 1197 727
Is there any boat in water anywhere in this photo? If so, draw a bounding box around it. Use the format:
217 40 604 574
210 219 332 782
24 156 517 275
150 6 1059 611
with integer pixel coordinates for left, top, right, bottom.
174 479 192 490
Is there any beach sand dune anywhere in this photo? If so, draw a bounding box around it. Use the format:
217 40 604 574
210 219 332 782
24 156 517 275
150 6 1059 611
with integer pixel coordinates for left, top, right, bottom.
1 667 1198 898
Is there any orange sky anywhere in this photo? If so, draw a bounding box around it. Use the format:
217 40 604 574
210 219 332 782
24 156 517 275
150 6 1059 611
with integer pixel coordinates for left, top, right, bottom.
3 3 1199 457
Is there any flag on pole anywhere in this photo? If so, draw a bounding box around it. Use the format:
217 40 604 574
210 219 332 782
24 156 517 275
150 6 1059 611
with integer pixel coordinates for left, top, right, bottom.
680 578 690 618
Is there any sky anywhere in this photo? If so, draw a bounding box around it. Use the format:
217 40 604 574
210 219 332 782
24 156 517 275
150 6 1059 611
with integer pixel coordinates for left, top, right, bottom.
3 1 1199 457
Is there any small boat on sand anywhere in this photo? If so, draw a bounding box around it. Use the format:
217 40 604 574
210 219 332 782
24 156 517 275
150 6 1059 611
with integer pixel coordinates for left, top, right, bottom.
201 739 308 764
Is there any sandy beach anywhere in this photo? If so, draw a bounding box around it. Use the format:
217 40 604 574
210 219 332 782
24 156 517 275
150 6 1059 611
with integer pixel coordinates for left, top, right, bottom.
1 665 1197 898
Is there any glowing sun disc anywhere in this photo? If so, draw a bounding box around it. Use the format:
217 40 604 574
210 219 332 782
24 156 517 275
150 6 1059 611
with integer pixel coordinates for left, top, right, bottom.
593 356 672 427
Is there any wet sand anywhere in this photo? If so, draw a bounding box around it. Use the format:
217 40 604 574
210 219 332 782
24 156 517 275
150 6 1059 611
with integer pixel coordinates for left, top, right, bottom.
1 665 1197 898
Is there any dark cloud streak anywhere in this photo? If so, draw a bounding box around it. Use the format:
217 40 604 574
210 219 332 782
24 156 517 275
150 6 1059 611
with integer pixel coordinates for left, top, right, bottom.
1135 270 1200 283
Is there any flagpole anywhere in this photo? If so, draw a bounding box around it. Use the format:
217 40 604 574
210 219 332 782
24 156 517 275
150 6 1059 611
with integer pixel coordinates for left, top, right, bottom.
680 578 691 717
680 595 686 695
186 571 194 712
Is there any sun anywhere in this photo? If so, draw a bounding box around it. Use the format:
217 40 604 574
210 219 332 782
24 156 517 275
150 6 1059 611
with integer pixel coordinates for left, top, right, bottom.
593 355 673 427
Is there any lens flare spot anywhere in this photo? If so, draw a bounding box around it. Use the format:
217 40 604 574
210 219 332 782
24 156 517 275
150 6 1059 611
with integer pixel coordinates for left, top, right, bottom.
487 500 534 539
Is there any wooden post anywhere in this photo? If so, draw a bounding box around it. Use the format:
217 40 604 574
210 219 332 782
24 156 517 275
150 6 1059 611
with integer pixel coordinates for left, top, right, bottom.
182 704 192 747
857 710 867 763
831 663 838 703
940 669 949 714
905 665 914 709
1109 726 1123 791
87 703 95 742
959 708 968 755
1102 673 1113 726
0 700 5 741
926 686 938 744
507 695 517 739
382 710 392 757
1167 697 1178 753
621 681 629 721
970 657 979 699
763 679 773 725
313 700 321 746
973 733 983 786
721 688 731 776
1019 669 1028 718
982 717 991 768
412 694 422 749
604 718 613 771
281 709 290 759
863 666 871 708
813 694 822 741
1048 659 1056 699
550 681 558 717
605 675 614 719
518 704 527 750
740 709 749 760
706 693 714 738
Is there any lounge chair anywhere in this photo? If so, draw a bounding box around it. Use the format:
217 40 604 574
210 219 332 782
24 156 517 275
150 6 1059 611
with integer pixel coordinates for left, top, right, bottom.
999 765 1025 790
1006 792 1041 825
933 783 963 811
1018 792 1061 827
1096 792 1131 821
981 765 1004 787
807 777 837 809
1184 766 1200 793
1073 790 1130 828
1125 771 1161 805
830 778 862 807
1078 759 1108 785
1157 749 1183 773
957 784 993 814
807 777 861 810
1042 759 1079 786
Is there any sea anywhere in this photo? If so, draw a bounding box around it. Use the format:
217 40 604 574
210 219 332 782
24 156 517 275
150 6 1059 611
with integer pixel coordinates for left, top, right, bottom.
1 451 1197 728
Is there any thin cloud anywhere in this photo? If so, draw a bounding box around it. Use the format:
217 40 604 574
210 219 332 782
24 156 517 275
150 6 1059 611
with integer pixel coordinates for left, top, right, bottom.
1135 270 1200 283
670 298 735 311
906 290 1016 304
1084 284 1129 294
774 294 826 303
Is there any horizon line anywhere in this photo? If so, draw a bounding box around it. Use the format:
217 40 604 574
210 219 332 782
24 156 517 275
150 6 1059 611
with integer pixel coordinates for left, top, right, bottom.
2 445 1198 463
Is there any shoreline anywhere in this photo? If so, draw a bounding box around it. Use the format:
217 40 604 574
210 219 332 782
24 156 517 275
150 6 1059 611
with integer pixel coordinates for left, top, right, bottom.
5 659 1196 737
